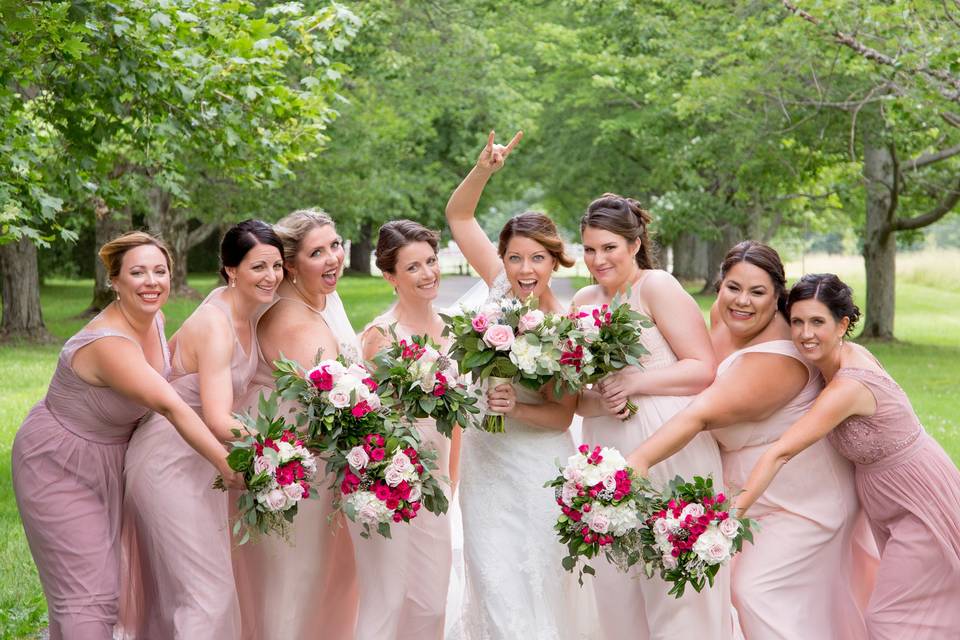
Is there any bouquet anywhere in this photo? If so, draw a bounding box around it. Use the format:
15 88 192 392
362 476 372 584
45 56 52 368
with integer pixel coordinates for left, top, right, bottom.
638 476 755 598
545 444 655 583
442 297 573 432
336 428 448 539
369 329 481 437
213 394 319 544
558 301 652 418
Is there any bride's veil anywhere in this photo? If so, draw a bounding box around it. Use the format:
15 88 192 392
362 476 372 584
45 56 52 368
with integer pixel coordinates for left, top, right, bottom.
441 277 490 315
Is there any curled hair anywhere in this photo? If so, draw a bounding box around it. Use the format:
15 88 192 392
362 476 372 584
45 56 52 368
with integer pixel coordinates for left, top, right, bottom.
219 219 284 282
274 208 336 267
787 273 861 336
99 231 172 279
580 193 657 269
497 211 575 270
375 220 440 273
717 240 788 317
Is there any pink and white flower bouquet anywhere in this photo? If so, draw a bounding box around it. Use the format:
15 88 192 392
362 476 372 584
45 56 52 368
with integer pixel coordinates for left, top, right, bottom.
545 444 655 582
637 475 755 598
441 297 574 432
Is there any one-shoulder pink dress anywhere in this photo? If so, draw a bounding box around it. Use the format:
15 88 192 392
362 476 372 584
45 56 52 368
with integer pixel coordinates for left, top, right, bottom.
12 315 169 640
118 288 258 639
829 367 960 639
715 341 869 639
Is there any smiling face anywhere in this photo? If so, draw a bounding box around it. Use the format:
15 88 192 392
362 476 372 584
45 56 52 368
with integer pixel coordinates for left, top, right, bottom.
384 241 441 302
112 244 171 314
225 242 284 304
790 298 849 364
502 235 556 300
581 225 640 290
287 224 345 295
717 261 780 340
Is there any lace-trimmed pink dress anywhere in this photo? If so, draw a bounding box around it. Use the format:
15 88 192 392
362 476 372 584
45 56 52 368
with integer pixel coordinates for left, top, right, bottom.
829 367 960 639
118 288 258 639
580 273 735 640
232 293 359 640
715 341 868 639
350 312 453 640
12 316 169 640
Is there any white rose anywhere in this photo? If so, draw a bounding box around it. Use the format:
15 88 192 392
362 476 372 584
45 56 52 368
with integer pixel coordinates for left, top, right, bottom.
346 446 369 470
347 363 370 379
718 518 740 538
653 517 672 537
319 359 346 377
601 474 617 492
509 338 542 374
327 388 351 408
366 393 381 410
260 488 288 512
561 482 578 507
692 529 732 565
588 511 611 534
276 441 296 463
391 451 414 472
385 466 405 487
253 455 272 475
680 502 706 520
408 482 422 502
662 554 678 570
282 482 304 501
518 309 545 333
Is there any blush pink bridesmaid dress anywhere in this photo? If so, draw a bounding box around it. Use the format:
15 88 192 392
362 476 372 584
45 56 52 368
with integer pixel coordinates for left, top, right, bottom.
580 276 736 640
118 288 257 639
12 316 169 640
232 293 359 640
828 366 960 639
715 340 871 640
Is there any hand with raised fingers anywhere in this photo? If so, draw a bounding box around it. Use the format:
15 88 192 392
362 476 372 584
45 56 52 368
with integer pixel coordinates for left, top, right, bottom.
476 129 523 174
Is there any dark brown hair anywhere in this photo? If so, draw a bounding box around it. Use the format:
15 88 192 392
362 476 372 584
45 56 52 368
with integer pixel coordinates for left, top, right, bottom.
497 211 575 270
580 193 657 269
375 219 440 273
99 231 172 279
787 273 861 336
219 219 284 282
717 240 788 316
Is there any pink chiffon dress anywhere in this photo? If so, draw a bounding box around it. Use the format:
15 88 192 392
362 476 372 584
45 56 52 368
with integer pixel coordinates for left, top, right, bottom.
350 312 453 640
118 288 257 639
580 274 736 640
232 293 359 640
715 340 869 639
12 316 169 640
828 367 960 639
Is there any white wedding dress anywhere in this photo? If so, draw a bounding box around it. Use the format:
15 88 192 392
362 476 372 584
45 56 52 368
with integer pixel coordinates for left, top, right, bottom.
450 271 596 640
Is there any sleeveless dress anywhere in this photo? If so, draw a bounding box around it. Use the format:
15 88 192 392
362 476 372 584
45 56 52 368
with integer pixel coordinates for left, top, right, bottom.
714 341 868 640
349 311 453 640
453 270 591 640
828 367 960 639
12 316 169 640
232 292 359 640
118 287 258 639
580 273 735 640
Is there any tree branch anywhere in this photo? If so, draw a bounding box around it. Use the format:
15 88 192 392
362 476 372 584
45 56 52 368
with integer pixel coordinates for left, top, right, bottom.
187 220 219 249
892 177 960 230
902 142 960 172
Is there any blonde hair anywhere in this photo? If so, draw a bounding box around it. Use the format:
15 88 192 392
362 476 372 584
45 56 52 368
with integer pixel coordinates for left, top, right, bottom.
98 231 172 279
274 208 336 264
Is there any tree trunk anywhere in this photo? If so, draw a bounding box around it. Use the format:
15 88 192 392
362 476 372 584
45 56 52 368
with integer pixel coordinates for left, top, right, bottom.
672 232 708 281
860 136 897 341
146 187 199 298
348 219 373 276
700 225 739 294
79 204 132 317
0 237 54 343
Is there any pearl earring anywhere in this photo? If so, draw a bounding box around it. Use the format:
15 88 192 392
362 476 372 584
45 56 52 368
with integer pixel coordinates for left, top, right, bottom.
292 274 297 284
231 279 236 288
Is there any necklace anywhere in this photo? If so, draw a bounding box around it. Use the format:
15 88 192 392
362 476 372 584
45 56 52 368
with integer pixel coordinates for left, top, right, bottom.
282 282 327 315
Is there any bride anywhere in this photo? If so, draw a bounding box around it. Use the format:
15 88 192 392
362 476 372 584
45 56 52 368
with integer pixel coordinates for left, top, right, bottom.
445 131 595 639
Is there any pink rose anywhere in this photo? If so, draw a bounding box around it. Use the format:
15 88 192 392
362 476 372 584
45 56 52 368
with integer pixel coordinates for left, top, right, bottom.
718 518 740 538
471 313 489 332
482 325 515 351
588 512 611 534
680 502 705 520
282 482 305 501
261 488 288 511
518 309 545 333
662 554 678 570
346 446 369 470
327 388 351 408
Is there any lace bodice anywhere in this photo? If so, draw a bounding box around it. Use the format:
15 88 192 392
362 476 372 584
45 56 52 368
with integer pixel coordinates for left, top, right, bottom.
828 367 924 466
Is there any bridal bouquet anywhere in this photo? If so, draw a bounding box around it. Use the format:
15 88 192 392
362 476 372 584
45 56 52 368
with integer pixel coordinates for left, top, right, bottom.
557 301 652 417
334 426 449 539
369 329 481 437
213 395 319 543
442 297 572 432
638 476 755 598
545 444 654 583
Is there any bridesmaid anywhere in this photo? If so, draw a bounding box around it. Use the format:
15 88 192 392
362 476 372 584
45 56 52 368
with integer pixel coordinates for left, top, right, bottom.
11 232 238 640
573 196 733 640
626 242 867 639
119 220 283 638
734 273 960 639
234 209 359 639
353 219 462 639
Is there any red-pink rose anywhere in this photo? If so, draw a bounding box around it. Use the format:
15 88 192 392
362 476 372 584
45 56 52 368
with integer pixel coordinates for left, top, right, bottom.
370 447 386 462
351 400 373 418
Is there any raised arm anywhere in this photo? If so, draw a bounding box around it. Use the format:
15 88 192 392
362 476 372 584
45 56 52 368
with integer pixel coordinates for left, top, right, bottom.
445 130 523 285
733 377 875 515
627 352 809 475
89 338 239 485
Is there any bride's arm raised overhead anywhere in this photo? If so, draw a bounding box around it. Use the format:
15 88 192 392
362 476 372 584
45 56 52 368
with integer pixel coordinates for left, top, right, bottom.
445 129 523 285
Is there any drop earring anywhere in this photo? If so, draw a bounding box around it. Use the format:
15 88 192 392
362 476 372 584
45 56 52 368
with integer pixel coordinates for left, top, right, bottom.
231 279 236 288
292 274 297 284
